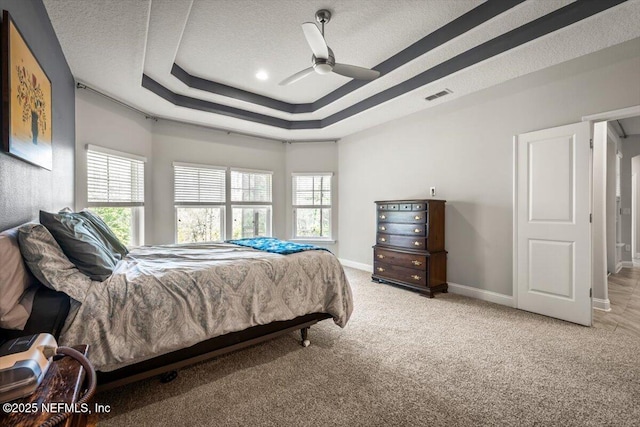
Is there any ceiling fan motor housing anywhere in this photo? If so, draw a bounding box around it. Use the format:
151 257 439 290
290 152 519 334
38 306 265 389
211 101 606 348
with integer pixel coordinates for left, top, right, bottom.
313 48 335 74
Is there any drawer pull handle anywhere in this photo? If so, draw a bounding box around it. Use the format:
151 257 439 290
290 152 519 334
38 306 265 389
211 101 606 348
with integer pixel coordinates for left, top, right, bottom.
380 226 386 231
414 241 421 246
377 254 385 259
412 260 422 266
414 228 421 233
380 237 386 242
377 267 385 272
414 215 422 220
411 275 421 281
380 215 386 219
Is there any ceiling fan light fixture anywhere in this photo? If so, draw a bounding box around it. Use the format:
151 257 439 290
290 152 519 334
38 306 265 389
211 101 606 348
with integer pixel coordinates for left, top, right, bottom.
314 63 332 75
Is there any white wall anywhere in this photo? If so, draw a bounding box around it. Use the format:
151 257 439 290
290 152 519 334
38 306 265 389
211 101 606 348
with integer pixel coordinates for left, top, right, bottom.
620 135 640 261
338 45 640 296
285 142 339 254
75 89 154 240
150 121 286 245
606 124 620 273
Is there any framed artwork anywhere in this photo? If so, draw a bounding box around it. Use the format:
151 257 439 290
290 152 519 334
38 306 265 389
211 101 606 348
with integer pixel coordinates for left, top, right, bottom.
1 10 52 170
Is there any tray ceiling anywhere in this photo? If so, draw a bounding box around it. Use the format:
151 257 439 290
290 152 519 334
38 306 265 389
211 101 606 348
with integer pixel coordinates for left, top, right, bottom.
43 0 640 141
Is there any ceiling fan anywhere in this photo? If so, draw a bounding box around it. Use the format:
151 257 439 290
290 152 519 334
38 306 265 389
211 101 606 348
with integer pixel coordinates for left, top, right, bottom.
279 9 381 86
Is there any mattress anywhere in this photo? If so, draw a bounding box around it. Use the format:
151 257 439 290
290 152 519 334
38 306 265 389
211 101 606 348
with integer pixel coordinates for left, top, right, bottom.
59 243 353 371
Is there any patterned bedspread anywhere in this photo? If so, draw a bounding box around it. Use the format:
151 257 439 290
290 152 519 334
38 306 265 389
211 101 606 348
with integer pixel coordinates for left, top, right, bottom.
59 243 353 372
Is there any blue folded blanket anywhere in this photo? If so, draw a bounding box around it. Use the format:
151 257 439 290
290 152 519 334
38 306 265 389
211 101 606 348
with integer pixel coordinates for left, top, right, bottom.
227 237 329 255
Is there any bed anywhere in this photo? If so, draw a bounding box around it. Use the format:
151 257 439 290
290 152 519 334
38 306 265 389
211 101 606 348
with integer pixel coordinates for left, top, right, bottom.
0 218 353 390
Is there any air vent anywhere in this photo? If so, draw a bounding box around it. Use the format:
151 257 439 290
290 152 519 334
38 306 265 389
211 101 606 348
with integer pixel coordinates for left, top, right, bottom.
425 89 453 101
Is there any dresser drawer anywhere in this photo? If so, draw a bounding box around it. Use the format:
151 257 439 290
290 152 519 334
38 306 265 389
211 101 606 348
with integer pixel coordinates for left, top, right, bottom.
374 247 427 269
377 234 426 249
377 223 425 236
373 262 427 287
377 211 426 223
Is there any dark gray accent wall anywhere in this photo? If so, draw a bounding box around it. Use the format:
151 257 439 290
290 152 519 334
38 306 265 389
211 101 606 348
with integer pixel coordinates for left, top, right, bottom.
0 0 75 230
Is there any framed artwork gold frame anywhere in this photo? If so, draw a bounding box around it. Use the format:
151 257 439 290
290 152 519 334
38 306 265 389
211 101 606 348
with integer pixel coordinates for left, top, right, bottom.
1 10 53 170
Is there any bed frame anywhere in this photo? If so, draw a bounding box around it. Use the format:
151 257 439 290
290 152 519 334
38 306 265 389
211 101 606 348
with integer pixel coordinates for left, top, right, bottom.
96 312 332 391
0 287 331 391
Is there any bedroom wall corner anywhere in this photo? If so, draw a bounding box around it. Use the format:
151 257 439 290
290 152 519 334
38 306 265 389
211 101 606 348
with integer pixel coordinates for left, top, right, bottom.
337 40 640 297
285 142 339 256
74 88 154 241
150 121 286 245
0 0 75 230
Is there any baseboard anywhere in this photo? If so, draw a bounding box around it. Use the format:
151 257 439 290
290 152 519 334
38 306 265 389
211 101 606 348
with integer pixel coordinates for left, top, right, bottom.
447 282 514 307
621 261 634 268
592 298 611 312
615 262 623 274
339 259 372 272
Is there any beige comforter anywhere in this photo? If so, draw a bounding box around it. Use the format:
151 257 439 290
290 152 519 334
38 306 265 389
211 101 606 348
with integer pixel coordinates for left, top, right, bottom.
59 243 353 371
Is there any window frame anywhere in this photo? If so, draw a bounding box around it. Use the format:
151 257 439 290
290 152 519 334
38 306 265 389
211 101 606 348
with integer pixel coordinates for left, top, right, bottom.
173 164 274 243
173 162 227 243
292 172 334 241
229 168 273 239
86 144 146 246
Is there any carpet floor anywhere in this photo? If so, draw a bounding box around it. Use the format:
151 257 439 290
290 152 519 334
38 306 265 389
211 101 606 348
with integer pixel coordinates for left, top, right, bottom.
96 267 640 426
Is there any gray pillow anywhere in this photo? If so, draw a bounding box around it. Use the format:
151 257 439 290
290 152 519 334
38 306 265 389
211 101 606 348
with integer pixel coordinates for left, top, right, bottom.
18 223 93 302
77 209 129 258
39 210 118 281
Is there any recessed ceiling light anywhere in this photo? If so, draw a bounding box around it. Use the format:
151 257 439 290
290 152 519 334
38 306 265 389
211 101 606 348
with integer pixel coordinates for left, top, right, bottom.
256 70 269 81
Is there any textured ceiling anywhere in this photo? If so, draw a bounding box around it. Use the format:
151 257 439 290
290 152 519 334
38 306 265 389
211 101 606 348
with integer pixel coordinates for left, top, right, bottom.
43 0 640 141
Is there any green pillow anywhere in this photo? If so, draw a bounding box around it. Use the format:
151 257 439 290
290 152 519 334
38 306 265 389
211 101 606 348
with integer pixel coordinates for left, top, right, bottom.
39 211 118 281
77 210 129 258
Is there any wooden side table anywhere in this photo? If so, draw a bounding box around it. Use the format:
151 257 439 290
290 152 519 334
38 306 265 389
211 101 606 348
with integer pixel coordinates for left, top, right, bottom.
0 344 95 427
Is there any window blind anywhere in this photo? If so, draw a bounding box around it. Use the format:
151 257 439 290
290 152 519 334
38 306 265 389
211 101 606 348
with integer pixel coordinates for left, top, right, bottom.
87 149 145 207
293 174 331 206
174 163 226 205
231 169 272 202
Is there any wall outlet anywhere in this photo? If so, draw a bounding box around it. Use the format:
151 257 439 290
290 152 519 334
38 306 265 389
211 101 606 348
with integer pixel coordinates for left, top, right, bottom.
430 187 436 197
626 244 631 251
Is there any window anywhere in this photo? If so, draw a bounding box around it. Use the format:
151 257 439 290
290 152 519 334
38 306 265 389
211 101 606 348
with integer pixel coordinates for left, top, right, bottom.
231 169 272 239
174 162 226 243
173 165 273 243
86 145 146 246
292 173 332 240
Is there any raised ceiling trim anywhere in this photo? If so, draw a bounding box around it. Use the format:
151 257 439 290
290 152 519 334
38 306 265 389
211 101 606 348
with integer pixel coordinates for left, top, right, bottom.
143 0 628 130
171 0 526 113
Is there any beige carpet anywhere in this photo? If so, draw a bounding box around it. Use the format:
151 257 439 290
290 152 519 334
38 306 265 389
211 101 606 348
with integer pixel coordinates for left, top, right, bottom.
96 267 640 426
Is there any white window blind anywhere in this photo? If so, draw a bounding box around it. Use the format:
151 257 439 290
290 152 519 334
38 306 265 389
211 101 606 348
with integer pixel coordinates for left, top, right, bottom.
174 163 226 205
293 174 332 206
231 169 272 202
87 148 145 207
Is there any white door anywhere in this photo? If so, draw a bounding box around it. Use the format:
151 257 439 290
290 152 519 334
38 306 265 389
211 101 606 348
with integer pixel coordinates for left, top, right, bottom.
514 122 592 326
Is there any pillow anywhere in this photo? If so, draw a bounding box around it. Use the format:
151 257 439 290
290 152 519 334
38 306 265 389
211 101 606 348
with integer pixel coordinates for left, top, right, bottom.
77 209 129 258
18 223 92 302
0 226 39 329
39 210 118 281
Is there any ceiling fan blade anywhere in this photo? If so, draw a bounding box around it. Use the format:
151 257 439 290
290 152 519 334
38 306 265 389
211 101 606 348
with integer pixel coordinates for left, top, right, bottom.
333 63 380 81
279 67 315 86
301 22 329 59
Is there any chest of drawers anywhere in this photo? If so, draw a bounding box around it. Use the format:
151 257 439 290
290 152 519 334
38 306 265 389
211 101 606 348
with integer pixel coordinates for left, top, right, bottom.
372 199 447 298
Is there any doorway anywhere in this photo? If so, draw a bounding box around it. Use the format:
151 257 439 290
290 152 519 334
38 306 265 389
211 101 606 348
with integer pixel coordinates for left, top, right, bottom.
590 110 640 328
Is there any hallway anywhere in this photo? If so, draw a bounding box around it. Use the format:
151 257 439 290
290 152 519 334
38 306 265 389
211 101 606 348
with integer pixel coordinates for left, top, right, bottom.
593 267 640 337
